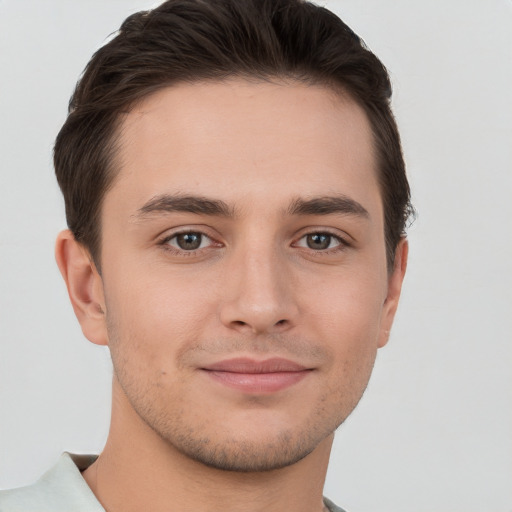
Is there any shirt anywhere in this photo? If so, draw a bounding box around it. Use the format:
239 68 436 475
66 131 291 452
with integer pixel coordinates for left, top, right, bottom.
0 453 347 512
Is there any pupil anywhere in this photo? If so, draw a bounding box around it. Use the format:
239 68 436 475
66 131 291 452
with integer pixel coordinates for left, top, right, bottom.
307 234 330 250
177 233 202 250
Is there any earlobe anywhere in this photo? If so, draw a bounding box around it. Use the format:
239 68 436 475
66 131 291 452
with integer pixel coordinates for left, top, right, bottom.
55 230 108 346
378 238 408 348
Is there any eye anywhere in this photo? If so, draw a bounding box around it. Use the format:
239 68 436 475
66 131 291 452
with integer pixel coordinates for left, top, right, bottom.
166 231 213 251
295 233 343 251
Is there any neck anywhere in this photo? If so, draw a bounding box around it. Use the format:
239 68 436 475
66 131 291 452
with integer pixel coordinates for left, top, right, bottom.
83 379 333 512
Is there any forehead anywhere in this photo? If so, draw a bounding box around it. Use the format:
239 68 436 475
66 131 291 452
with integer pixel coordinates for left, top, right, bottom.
109 79 381 220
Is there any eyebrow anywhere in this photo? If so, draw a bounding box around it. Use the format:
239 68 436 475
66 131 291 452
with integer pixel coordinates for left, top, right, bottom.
135 193 235 219
133 193 369 221
287 195 369 218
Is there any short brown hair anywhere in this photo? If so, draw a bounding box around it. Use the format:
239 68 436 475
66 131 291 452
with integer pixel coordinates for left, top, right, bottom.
54 0 413 269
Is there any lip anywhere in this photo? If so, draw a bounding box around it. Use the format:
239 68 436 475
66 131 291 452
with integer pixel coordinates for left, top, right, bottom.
200 357 312 393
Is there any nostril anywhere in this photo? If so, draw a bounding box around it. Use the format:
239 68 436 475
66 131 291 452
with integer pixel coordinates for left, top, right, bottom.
275 319 287 326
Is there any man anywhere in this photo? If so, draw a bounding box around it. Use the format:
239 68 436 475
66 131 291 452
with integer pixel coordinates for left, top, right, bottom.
0 0 411 510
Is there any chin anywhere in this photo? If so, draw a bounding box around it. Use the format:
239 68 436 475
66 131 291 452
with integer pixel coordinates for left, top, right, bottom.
167 429 322 472
145 406 344 473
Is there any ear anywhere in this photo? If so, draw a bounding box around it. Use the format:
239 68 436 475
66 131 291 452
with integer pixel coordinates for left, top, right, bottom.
55 229 108 346
378 238 408 348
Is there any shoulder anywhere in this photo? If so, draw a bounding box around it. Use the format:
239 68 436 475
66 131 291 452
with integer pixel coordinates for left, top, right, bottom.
324 496 349 512
0 453 103 512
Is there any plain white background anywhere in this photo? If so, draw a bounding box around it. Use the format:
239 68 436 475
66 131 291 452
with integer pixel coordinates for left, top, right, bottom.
0 1 511 511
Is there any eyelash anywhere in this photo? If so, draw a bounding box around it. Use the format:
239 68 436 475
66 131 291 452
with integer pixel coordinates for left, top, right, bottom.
157 229 350 256
158 230 220 256
293 232 350 254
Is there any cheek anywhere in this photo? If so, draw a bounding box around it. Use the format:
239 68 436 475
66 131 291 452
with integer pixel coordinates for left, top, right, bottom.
103 268 216 370
305 268 386 384
308 268 386 339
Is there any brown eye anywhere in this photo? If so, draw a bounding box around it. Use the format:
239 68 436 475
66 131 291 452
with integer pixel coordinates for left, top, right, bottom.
306 233 333 250
294 232 345 252
172 232 204 250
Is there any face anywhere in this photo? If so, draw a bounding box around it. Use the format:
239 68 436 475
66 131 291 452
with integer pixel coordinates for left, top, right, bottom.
92 79 405 471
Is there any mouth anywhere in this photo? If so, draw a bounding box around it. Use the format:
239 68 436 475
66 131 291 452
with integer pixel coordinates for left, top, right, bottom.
200 357 313 394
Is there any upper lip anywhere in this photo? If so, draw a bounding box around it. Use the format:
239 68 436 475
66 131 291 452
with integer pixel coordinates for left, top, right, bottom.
202 357 309 373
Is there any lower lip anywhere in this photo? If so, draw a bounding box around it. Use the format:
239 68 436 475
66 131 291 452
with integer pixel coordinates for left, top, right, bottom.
203 370 310 393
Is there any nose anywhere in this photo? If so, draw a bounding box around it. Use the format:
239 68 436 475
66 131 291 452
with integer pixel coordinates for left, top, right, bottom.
219 245 299 335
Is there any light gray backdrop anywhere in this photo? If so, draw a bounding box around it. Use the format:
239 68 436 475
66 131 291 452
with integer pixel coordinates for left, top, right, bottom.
0 1 511 511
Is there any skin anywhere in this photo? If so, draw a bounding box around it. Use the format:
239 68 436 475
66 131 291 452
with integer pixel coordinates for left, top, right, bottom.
56 79 407 512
